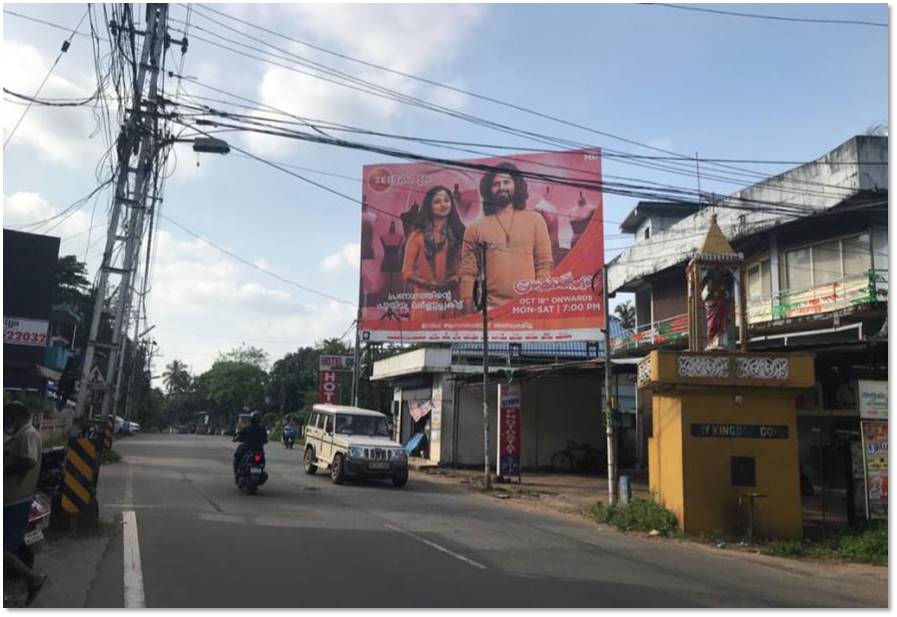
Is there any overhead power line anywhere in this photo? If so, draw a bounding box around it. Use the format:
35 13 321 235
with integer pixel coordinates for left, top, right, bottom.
159 213 357 307
647 3 888 28
4 8 89 148
185 3 879 196
164 15 865 199
3 9 92 38
174 111 835 219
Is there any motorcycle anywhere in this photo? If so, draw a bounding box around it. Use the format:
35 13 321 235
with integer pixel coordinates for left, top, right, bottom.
4 493 51 607
234 450 268 495
282 427 297 449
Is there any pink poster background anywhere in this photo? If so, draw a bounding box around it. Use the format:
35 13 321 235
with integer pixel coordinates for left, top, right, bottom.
359 149 603 342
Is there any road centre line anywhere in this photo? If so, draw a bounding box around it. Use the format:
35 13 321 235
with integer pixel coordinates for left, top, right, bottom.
122 510 146 608
384 523 487 570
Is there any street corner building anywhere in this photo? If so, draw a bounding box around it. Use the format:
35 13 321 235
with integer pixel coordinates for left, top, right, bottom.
608 135 888 534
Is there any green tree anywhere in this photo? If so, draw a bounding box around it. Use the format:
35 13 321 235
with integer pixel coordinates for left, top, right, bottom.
162 359 192 395
54 255 92 310
613 300 636 330
217 344 269 370
268 349 316 414
52 254 113 353
203 350 268 423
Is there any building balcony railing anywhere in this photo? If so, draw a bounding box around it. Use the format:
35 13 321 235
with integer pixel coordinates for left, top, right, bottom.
613 270 888 352
747 269 888 325
613 314 689 351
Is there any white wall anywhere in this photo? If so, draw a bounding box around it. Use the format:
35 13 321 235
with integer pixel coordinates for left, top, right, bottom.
448 376 606 468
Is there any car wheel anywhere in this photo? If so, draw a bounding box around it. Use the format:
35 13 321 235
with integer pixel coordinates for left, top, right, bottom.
331 453 345 485
303 446 317 475
392 469 408 488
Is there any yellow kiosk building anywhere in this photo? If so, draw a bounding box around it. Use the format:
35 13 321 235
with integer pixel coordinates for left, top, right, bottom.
640 216 815 539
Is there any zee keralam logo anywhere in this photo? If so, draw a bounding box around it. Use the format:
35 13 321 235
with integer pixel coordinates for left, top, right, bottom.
367 167 431 193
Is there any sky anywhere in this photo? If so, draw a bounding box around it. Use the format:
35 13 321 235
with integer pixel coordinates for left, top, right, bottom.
2 2 888 375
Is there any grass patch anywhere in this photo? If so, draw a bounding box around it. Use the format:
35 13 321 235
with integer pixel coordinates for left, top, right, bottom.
101 448 121 465
758 527 887 565
586 496 679 536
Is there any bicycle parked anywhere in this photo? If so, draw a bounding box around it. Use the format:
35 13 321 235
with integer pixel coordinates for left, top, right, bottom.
550 441 605 474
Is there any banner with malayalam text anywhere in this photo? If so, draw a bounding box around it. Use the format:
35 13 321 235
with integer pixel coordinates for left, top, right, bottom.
359 150 604 342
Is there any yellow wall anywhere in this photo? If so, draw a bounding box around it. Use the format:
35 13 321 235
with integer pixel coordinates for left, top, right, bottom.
680 390 802 539
649 394 685 525
649 387 802 539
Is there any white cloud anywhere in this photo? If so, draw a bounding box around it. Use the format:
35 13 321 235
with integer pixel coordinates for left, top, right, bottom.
226 4 487 156
3 40 108 168
3 191 100 267
290 4 485 75
320 243 360 272
145 229 358 373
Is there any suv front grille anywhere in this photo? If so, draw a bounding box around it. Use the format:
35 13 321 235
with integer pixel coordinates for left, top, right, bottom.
357 447 393 460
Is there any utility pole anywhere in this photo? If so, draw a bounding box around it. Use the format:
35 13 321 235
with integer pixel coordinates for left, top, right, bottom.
479 242 491 490
351 319 361 407
74 5 171 426
603 266 618 505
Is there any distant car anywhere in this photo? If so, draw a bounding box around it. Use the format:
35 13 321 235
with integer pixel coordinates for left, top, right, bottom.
177 425 191 434
303 404 408 487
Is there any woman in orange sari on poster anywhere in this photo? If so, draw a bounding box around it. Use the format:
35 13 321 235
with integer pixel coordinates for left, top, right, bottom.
401 185 465 323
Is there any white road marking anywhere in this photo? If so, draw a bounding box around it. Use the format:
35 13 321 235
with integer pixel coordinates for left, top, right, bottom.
384 523 487 570
123 462 134 505
122 510 146 608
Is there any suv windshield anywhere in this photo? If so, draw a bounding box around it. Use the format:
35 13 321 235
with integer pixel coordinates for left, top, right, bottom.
335 414 390 437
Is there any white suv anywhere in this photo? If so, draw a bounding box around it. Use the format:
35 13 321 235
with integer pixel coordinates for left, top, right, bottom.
303 404 408 487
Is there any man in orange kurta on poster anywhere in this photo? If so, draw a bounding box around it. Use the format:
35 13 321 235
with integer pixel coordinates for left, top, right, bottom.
460 162 554 313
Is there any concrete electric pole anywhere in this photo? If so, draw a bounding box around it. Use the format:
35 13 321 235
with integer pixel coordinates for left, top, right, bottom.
479 242 491 490
603 266 618 506
74 5 171 426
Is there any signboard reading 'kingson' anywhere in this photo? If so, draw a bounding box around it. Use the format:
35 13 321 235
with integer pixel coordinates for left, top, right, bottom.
359 150 604 343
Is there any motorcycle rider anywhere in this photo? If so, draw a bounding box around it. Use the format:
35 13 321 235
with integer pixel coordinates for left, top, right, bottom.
233 411 267 474
4 402 47 605
282 417 297 444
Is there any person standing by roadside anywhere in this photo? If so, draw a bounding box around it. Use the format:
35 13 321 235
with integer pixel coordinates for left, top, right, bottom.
4 401 47 604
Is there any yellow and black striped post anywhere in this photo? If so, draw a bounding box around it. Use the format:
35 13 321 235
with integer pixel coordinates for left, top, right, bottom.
59 437 99 516
102 414 115 451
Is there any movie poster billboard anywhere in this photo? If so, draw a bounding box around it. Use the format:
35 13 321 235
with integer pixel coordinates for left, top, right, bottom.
359 150 604 342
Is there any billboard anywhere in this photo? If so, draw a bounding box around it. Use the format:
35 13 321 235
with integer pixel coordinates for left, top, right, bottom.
3 229 60 389
359 150 603 342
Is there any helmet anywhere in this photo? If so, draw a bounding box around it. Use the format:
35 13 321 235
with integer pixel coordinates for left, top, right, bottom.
250 411 262 424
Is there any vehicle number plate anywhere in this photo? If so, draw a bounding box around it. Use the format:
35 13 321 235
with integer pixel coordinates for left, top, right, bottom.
369 462 389 470
24 530 43 546
250 467 262 474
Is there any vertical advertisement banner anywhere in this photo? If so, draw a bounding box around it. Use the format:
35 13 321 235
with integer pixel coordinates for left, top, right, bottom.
317 355 354 405
497 383 522 481
359 149 603 342
319 370 338 404
860 420 888 520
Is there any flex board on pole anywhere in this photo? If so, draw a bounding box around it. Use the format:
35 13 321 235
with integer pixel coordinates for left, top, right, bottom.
497 383 522 481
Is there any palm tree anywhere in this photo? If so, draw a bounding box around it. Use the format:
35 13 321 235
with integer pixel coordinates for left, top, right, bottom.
613 300 636 330
162 360 191 394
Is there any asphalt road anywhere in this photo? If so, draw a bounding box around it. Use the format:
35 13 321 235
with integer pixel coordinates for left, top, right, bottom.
82 433 884 608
